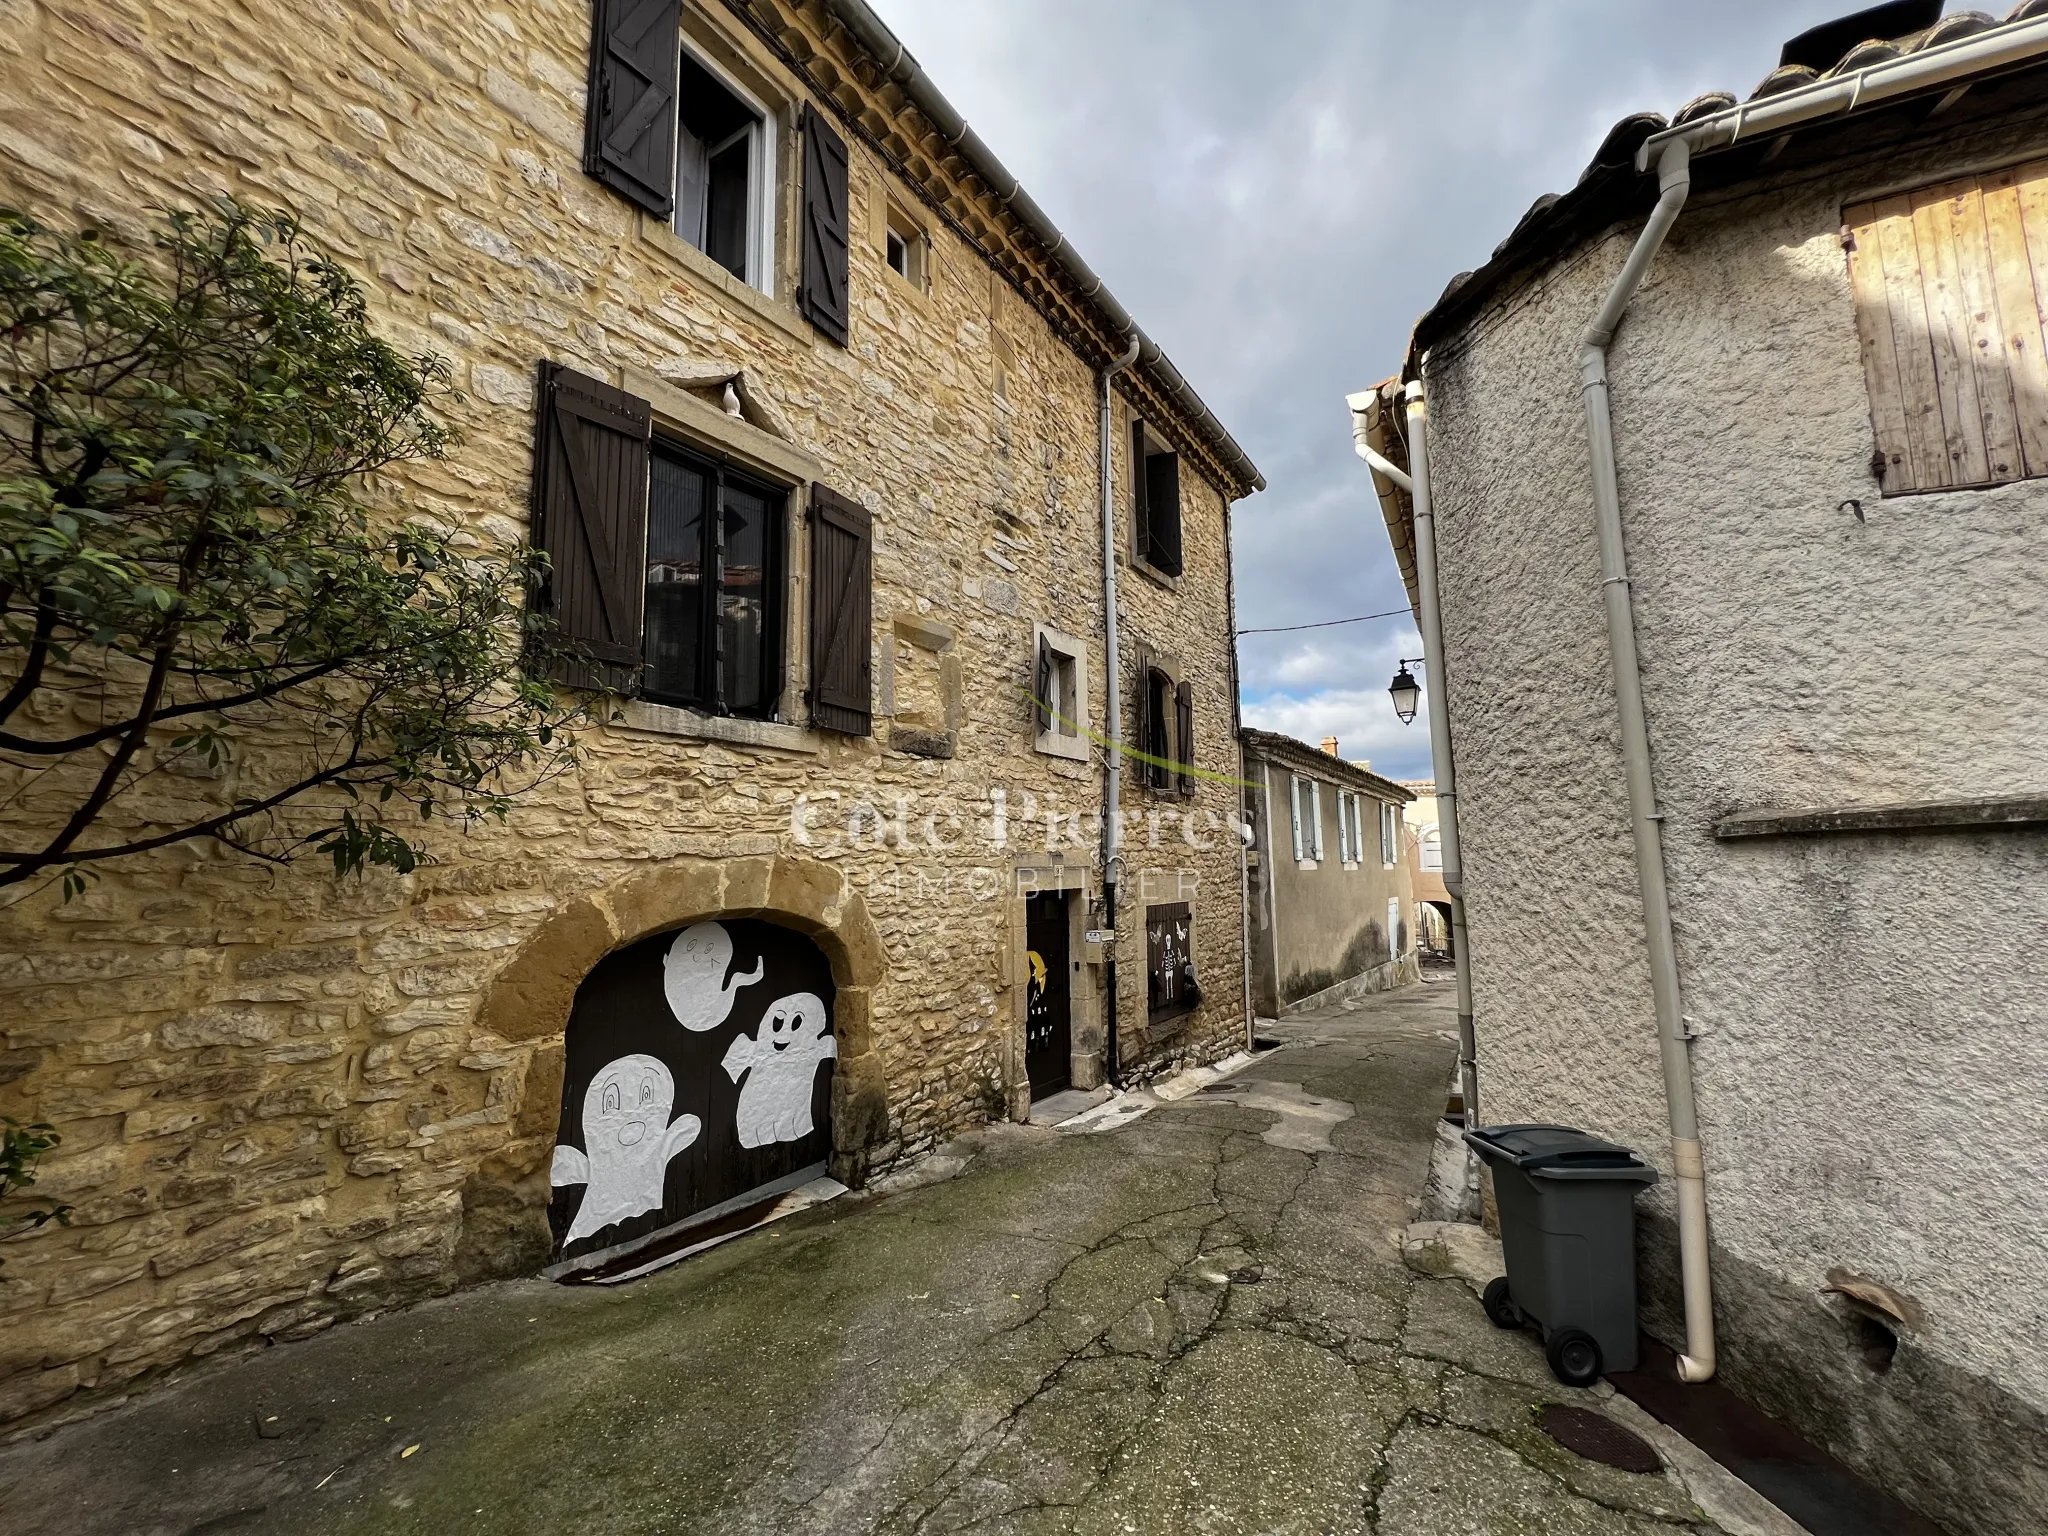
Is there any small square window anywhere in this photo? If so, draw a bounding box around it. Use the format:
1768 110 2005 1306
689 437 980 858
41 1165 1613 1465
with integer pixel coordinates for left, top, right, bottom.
883 206 926 290
1032 626 1088 762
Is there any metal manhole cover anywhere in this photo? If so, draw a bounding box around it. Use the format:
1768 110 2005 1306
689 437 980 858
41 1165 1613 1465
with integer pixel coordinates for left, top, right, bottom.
1538 1405 1661 1474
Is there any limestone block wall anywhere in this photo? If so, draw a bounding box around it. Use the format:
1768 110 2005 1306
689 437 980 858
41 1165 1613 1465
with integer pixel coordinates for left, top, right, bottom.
0 0 1249 1428
1418 118 2048 1535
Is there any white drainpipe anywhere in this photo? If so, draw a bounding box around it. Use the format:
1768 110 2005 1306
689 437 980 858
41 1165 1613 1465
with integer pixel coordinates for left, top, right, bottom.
1351 392 1478 1130
1581 137 1715 1382
1099 334 1141 1085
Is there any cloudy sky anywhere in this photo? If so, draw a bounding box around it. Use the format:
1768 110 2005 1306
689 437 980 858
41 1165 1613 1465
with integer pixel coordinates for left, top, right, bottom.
878 0 1878 781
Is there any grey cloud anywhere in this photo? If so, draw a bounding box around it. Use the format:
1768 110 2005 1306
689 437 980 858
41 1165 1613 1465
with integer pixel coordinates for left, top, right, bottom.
878 0 1874 779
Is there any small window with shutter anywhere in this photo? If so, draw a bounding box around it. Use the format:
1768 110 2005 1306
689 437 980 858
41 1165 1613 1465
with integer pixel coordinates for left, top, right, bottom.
1845 159 2048 495
1031 625 1087 762
808 484 873 735
1174 680 1195 796
1130 417 1184 578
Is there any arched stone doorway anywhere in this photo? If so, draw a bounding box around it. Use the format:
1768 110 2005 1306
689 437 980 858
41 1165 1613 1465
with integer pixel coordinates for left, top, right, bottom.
549 918 837 1267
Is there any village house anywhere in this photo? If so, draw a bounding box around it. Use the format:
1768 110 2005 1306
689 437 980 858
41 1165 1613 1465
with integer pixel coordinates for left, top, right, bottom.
1357 4 2048 1533
0 0 1261 1426
1240 730 1417 1018
1398 779 1450 954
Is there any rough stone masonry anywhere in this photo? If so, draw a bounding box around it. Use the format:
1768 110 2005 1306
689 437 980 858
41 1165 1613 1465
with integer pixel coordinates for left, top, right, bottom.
0 0 1259 1429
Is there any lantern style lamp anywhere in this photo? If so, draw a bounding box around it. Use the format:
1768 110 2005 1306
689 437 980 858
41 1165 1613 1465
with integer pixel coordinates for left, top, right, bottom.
1388 660 1423 725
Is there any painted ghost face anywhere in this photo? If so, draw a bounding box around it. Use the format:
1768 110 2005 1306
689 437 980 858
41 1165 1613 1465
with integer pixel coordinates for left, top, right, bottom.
663 921 765 1032
552 1053 702 1248
585 1055 675 1155
722 992 837 1150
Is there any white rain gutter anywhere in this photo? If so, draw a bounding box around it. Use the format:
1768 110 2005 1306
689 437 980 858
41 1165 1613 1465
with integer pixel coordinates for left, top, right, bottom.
1588 8 2048 1391
1635 15 2048 171
1349 391 1477 1130
1099 333 1141 1086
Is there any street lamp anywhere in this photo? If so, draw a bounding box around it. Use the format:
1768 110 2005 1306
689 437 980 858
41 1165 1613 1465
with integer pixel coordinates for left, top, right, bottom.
1389 658 1424 725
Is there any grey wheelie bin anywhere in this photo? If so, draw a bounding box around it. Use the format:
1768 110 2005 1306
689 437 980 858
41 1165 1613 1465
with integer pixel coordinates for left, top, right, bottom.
1462 1124 1658 1388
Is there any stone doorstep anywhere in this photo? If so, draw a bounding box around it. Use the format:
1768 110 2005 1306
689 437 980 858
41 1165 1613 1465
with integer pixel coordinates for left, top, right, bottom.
1026 1086 1112 1127
1397 1220 1814 1536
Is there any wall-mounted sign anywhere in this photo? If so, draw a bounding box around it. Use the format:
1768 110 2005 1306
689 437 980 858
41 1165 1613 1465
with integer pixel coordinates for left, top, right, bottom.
1084 929 1114 945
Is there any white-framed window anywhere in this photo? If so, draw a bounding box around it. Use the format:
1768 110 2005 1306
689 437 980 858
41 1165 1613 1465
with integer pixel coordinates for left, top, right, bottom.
1420 825 1442 873
1032 624 1088 762
883 202 928 291
673 43 778 295
1379 800 1400 866
1336 791 1363 867
1290 775 1323 864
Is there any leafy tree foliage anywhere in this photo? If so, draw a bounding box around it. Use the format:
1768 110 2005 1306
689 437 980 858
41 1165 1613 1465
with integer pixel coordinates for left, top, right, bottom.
0 202 581 892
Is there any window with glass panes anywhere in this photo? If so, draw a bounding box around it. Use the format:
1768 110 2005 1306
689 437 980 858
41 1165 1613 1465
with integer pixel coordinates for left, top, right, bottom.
643 440 783 716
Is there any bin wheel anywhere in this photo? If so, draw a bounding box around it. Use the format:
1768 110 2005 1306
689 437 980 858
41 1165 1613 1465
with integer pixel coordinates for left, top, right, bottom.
1546 1328 1603 1388
1481 1277 1523 1330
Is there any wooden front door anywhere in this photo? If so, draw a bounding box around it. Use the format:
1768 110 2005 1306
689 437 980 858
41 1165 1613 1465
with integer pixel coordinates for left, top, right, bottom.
549 919 836 1264
1025 891 1072 1099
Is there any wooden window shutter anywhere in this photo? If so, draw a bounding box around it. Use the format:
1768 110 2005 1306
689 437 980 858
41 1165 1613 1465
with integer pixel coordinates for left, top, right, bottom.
1146 450 1183 575
1174 679 1194 795
1033 632 1054 733
807 484 872 734
800 103 851 345
583 0 681 218
530 362 652 692
1845 160 2048 495
1130 417 1152 565
1289 778 1304 862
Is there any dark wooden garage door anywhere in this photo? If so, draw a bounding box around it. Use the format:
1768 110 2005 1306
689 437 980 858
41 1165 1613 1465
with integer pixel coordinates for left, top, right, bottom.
549 919 836 1263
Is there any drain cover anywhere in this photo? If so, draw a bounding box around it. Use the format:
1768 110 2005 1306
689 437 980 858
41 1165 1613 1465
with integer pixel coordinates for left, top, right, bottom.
1538 1405 1661 1474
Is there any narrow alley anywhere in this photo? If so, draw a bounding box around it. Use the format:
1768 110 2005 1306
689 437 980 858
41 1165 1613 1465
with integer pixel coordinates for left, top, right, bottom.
0 983 1755 1536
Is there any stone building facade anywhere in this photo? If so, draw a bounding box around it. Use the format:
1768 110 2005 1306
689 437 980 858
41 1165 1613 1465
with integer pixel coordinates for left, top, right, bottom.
0 0 1260 1427
1240 730 1417 1017
1364 10 2048 1534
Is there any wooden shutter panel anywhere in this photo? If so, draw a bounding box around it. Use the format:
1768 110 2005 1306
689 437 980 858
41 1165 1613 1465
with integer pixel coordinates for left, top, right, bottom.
1147 450 1183 575
800 103 851 346
1033 632 1054 733
1289 778 1304 861
1130 418 1152 566
583 0 680 217
1174 679 1194 795
1845 159 2048 494
808 484 872 734
530 362 651 692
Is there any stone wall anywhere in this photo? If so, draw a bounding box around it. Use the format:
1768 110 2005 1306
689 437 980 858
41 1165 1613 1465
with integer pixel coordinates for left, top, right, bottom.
0 0 1250 1428
1416 116 2048 1536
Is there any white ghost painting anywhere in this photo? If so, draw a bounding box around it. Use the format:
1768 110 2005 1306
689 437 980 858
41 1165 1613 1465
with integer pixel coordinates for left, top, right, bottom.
551 1054 702 1247
721 992 837 1149
663 922 765 1032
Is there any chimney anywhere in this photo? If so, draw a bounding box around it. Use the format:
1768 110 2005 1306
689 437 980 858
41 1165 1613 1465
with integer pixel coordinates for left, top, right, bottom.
1320 736 1339 757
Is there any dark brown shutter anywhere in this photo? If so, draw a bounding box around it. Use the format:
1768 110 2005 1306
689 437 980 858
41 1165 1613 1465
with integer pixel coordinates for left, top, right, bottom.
1146 450 1183 575
1143 668 1173 791
530 363 651 693
1175 679 1195 795
807 484 871 734
800 103 851 345
1033 632 1054 733
1130 417 1151 567
583 0 680 217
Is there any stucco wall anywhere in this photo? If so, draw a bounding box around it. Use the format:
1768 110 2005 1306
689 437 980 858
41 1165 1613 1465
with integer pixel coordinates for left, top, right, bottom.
1420 118 2048 1534
0 0 1247 1428
1246 755 1417 1015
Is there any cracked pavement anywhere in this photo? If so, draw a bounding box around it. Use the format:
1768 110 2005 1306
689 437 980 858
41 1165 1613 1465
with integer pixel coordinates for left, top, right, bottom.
0 981 1739 1535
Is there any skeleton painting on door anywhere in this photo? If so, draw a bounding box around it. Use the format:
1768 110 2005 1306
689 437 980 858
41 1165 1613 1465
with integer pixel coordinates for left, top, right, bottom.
550 919 837 1261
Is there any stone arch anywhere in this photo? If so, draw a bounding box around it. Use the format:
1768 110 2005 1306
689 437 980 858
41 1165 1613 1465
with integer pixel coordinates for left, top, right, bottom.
477 853 891 1192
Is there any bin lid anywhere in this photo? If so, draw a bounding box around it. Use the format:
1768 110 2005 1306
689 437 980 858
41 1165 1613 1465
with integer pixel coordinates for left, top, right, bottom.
1461 1123 1658 1183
